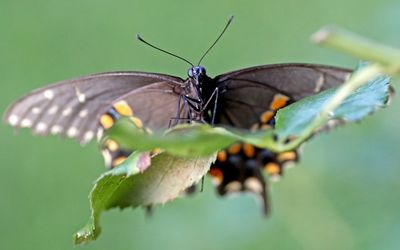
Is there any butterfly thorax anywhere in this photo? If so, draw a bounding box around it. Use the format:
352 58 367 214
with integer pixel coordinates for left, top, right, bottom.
186 66 215 122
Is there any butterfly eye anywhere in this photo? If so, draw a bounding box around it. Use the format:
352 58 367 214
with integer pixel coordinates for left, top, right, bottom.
187 68 194 78
199 66 206 75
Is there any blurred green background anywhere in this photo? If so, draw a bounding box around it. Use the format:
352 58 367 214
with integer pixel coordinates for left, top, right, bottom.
1 0 400 249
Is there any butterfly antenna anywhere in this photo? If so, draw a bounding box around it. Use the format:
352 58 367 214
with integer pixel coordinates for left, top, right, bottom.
136 34 194 67
197 15 234 66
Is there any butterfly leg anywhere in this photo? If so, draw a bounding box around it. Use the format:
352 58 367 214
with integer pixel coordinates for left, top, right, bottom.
169 95 185 128
201 87 220 125
168 95 202 127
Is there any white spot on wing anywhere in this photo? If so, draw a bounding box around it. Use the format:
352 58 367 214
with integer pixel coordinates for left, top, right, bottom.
101 149 112 167
44 90 54 100
62 108 72 117
32 107 41 114
79 109 88 118
271 175 281 182
21 119 32 128
51 125 62 135
48 105 58 115
82 131 94 143
78 93 86 103
314 74 325 93
36 122 48 132
8 115 19 126
67 127 78 138
225 181 242 193
96 128 104 141
244 177 263 194
74 87 86 103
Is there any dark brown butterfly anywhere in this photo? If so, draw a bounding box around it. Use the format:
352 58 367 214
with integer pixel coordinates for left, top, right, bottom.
3 16 351 214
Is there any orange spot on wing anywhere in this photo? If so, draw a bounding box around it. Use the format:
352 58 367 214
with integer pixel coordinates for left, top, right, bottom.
100 114 114 129
209 167 223 185
217 151 227 162
277 151 297 162
227 143 241 154
270 94 290 111
243 144 255 158
264 162 281 175
113 100 133 116
260 110 274 124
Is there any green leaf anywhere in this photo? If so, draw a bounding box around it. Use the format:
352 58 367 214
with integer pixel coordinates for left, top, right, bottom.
74 151 215 245
104 119 245 156
274 73 391 140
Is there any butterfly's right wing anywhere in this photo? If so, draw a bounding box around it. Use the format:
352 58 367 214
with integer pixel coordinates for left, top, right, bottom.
97 80 191 168
3 71 185 144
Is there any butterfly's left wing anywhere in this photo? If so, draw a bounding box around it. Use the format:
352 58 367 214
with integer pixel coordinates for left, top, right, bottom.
208 63 351 214
213 63 351 128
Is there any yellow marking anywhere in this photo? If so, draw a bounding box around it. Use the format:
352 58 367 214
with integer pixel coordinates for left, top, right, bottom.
270 94 290 111
264 162 281 175
130 116 143 128
209 167 223 185
277 151 297 162
145 127 154 135
260 110 274 124
243 144 255 158
151 148 162 156
217 151 227 162
113 100 133 116
105 139 119 152
227 143 241 155
112 156 127 167
100 114 114 129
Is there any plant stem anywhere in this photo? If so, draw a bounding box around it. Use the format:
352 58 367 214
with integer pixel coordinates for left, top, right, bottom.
312 26 400 72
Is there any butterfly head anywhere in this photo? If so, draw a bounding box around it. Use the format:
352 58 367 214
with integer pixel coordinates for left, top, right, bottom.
188 66 207 82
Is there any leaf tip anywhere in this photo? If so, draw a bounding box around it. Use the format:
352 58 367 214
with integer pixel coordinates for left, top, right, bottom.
73 223 100 245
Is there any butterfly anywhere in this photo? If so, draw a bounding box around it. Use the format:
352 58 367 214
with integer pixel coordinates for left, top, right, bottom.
3 16 351 214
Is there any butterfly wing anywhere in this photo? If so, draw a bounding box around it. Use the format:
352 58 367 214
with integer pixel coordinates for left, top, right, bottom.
3 71 184 144
97 81 190 168
208 63 352 214
213 63 351 128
